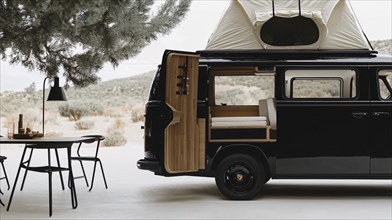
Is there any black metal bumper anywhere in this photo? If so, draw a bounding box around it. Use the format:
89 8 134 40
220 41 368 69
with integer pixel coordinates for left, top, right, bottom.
137 159 161 173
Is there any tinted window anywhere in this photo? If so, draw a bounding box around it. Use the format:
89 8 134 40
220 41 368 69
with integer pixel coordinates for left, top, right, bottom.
378 69 392 100
148 66 162 100
260 16 319 46
292 78 342 98
285 69 357 99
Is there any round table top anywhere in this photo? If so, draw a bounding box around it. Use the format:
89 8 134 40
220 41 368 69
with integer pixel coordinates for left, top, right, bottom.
0 136 96 145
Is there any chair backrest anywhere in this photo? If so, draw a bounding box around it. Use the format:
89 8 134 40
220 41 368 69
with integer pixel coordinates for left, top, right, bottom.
77 135 105 157
81 135 105 143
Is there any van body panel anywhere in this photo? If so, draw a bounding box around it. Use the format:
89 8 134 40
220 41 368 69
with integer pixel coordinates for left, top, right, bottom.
369 66 392 174
138 50 392 180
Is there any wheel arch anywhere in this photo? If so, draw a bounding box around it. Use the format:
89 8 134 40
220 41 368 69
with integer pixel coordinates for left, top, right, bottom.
209 144 271 179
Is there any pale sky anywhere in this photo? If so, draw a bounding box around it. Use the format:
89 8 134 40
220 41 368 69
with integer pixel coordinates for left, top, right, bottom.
1 0 391 92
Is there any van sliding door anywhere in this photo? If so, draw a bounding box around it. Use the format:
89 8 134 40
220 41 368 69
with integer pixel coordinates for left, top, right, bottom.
369 67 392 175
275 66 371 176
164 52 201 173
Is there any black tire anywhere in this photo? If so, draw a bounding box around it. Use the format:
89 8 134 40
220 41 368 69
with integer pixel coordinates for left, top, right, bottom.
215 154 265 200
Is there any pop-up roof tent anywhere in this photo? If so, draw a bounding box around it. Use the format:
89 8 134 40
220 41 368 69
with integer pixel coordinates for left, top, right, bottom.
206 0 373 50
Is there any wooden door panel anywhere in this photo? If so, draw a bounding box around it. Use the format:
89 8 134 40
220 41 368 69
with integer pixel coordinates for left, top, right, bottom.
164 53 199 173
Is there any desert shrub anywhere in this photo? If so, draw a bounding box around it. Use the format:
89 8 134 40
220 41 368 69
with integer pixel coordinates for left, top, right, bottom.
58 103 89 121
23 108 41 129
45 131 64 137
87 102 105 116
58 101 104 121
131 105 145 122
74 119 95 130
107 118 126 132
45 113 59 125
103 131 127 147
109 118 125 130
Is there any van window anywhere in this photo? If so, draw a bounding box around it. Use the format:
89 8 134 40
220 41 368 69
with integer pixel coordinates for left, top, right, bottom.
292 78 342 98
378 69 392 100
215 75 275 105
285 69 357 99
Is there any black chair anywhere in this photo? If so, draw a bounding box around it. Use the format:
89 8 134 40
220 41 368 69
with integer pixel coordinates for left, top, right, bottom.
71 135 107 191
0 155 10 206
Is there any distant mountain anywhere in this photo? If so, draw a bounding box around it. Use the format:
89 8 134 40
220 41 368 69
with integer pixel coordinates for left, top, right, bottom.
64 70 156 107
372 39 392 55
0 70 156 116
1 39 391 117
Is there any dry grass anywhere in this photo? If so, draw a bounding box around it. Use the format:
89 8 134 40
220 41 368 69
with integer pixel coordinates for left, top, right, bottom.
131 104 145 122
74 119 95 130
107 117 126 132
103 117 128 147
44 131 64 137
103 131 127 147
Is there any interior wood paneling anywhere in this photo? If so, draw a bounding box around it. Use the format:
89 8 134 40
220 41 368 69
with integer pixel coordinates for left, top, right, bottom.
210 106 259 117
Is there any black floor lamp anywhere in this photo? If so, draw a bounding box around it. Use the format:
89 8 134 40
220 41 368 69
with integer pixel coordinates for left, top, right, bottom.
43 76 67 136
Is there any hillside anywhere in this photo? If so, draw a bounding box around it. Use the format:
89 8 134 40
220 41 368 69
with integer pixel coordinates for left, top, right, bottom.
1 39 391 117
372 39 392 55
0 70 156 117
64 70 155 107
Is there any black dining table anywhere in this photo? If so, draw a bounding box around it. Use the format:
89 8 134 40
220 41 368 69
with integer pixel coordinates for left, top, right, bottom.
0 136 95 216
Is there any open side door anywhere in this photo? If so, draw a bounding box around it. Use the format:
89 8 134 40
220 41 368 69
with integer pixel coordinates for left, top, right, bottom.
164 51 200 173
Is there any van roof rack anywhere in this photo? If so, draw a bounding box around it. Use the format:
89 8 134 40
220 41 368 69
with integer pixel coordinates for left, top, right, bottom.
198 50 378 60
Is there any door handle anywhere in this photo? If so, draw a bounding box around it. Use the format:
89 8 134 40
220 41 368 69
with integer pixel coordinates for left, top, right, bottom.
352 112 368 118
373 112 390 117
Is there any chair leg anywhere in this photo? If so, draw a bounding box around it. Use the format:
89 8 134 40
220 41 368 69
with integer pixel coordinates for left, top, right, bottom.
98 159 108 189
1 161 10 190
88 160 98 191
88 159 108 191
78 160 89 187
0 183 4 206
68 159 89 189
54 149 65 190
20 148 34 191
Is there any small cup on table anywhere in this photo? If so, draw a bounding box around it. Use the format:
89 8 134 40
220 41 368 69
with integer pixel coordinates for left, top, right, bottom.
7 122 15 139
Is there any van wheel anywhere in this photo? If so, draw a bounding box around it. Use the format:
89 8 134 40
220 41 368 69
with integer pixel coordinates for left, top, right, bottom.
215 154 265 200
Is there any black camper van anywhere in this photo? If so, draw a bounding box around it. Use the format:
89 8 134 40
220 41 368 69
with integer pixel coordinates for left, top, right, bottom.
137 49 392 200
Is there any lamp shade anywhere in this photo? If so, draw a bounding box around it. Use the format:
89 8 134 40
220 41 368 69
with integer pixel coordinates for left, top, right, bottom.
47 77 67 101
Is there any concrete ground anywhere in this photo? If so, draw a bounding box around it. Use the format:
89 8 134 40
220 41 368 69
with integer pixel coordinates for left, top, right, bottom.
0 140 391 219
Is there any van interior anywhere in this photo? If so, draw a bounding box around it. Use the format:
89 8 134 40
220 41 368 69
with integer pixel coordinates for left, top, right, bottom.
208 67 361 142
209 66 277 142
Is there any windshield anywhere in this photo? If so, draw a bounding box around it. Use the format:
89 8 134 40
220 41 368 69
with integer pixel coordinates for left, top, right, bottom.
148 66 163 101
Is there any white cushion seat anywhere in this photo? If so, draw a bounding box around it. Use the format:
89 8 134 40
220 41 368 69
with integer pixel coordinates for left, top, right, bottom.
211 116 267 122
211 116 268 128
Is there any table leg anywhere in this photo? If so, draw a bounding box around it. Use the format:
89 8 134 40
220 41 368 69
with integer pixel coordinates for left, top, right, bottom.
67 147 78 209
7 146 28 212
